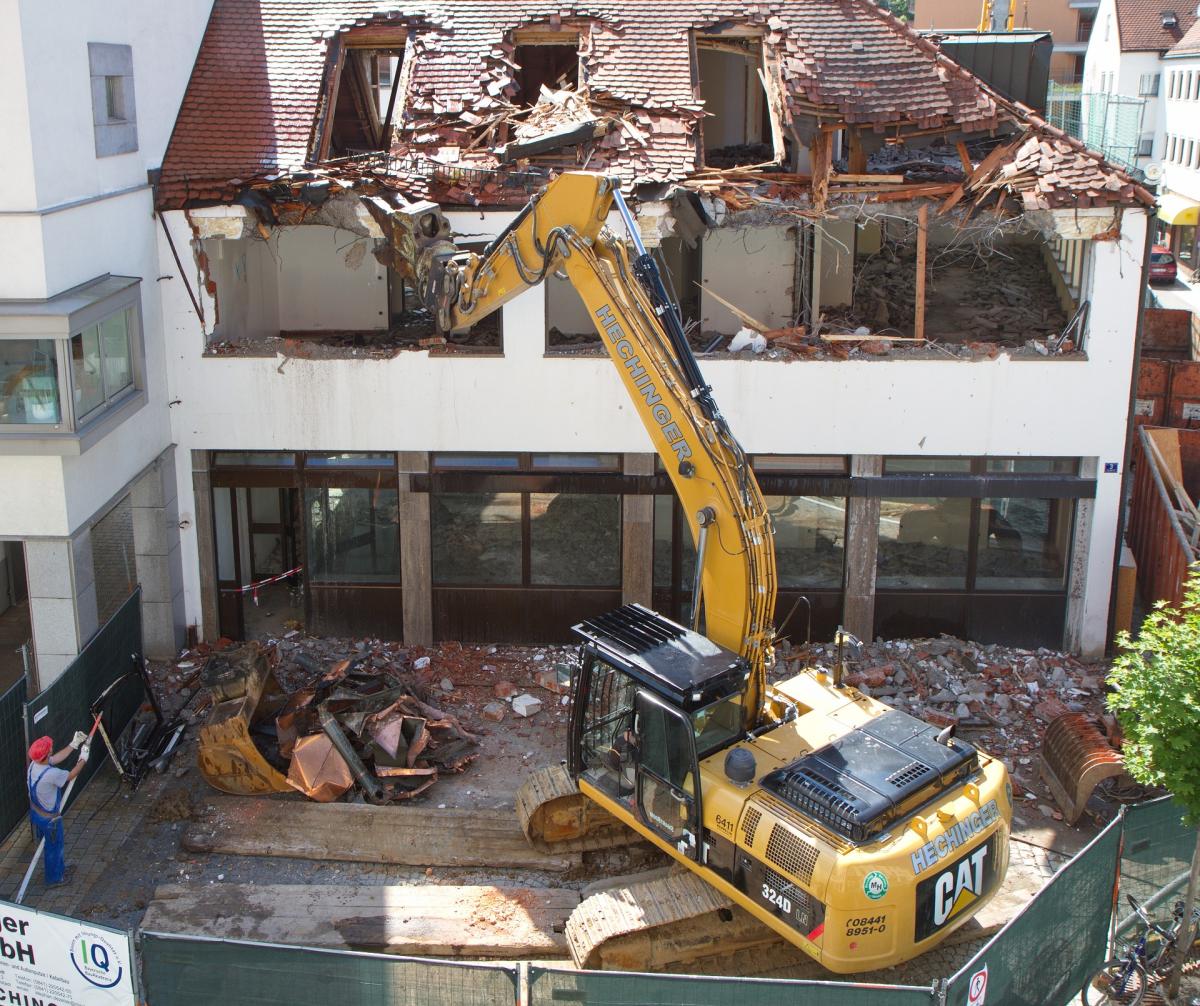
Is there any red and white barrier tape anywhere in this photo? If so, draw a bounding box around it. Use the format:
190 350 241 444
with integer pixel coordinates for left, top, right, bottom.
220 565 303 605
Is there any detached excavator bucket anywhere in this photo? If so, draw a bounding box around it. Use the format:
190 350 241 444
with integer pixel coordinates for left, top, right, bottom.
197 643 291 796
1039 712 1127 824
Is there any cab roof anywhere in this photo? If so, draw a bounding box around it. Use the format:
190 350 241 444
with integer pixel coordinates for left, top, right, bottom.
573 604 748 711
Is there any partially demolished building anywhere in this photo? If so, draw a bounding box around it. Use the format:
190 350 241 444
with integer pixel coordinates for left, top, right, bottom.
153 0 1154 657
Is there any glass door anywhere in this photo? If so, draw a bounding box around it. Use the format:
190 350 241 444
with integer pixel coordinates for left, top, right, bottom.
635 691 701 859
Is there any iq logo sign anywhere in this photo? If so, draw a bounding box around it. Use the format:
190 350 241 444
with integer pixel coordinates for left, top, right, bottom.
69 930 124 989
863 871 889 901
967 963 988 1006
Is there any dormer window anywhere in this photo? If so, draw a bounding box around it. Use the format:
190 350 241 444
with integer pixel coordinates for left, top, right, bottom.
511 28 581 106
1162 11 1179 28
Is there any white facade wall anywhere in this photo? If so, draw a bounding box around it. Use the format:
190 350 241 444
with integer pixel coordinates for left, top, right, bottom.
0 1 212 676
1083 0 1161 160
1161 52 1200 202
158 206 1149 657
0 0 212 541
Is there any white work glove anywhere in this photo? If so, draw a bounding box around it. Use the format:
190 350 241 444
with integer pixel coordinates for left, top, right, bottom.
69 731 87 750
77 744 90 762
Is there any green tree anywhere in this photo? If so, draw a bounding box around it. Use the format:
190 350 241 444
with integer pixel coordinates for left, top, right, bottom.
1109 569 1200 996
1109 574 1200 819
885 0 910 19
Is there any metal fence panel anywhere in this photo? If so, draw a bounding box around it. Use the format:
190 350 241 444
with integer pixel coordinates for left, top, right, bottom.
945 817 1122 1006
0 676 27 838
1117 796 1197 929
140 933 519 1006
530 966 934 1006
23 589 143 809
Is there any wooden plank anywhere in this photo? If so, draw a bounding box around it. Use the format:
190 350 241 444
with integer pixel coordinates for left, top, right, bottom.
956 141 973 175
830 173 905 185
938 135 1020 216
847 130 868 174
915 203 928 343
143 884 578 958
182 796 579 872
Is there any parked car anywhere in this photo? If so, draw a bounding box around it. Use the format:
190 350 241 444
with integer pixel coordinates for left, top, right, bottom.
1149 245 1178 285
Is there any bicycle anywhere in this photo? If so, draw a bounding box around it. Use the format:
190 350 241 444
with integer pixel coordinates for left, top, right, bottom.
1082 894 1199 1006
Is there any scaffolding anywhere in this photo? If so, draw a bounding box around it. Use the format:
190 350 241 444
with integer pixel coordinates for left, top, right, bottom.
1046 82 1146 172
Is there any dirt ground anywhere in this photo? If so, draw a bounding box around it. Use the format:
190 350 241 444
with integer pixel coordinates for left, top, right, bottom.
19 633 1145 990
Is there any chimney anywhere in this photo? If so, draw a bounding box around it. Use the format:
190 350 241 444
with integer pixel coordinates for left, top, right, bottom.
1162 10 1179 27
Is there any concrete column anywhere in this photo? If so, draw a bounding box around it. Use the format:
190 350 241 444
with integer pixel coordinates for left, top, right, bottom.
842 455 883 641
399 451 432 645
191 450 219 643
1064 458 1098 654
25 534 97 692
132 450 185 658
622 453 655 607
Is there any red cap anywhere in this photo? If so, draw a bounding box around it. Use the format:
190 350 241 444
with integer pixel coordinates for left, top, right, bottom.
28 737 52 762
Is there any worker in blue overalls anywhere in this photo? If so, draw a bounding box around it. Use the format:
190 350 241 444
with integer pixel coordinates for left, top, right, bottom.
26 732 90 886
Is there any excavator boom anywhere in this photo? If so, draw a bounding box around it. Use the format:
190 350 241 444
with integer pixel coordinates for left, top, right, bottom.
393 171 1011 977
413 172 777 729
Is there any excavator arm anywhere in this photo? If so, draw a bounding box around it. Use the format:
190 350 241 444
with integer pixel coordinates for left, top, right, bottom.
401 172 777 729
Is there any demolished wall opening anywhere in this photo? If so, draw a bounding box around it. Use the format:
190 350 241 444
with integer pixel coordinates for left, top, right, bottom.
201 226 501 359
512 32 580 108
695 33 773 169
545 235 700 354
322 39 408 160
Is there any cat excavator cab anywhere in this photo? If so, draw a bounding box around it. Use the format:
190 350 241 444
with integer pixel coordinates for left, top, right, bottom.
370 171 1012 973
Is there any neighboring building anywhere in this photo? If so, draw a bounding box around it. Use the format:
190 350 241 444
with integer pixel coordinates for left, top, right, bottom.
913 0 1099 82
154 0 1152 659
1083 0 1197 166
1157 20 1200 273
0 1 213 691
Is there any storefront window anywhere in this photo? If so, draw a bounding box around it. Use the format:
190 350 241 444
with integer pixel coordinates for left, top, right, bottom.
768 495 846 588
1177 224 1197 267
431 492 522 584
305 452 394 467
0 340 60 424
975 498 1070 590
877 497 971 589
530 493 620 586
213 452 297 467
884 458 973 475
653 496 696 594
305 486 399 582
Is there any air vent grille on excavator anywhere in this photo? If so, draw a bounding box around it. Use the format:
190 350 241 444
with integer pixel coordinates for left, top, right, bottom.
765 822 820 885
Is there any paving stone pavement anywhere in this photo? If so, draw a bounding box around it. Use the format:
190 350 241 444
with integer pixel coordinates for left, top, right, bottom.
0 761 166 919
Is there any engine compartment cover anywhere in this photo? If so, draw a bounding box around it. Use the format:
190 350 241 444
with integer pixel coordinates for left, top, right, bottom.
759 710 979 842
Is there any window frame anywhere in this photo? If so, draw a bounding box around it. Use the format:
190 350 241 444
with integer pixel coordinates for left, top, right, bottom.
0 275 143 440
431 488 623 590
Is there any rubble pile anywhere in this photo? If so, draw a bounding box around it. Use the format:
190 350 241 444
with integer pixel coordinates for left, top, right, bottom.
184 637 482 804
782 635 1115 821
848 238 1068 348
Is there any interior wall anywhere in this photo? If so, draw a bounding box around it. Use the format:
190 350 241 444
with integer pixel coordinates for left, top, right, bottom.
206 236 281 341
700 225 795 333
276 226 387 332
816 218 856 310
546 273 594 338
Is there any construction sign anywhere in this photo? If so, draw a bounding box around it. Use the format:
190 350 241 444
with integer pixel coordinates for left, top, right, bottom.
0 899 134 1005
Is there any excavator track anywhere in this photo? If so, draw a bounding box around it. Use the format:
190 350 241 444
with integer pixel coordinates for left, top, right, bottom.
516 764 639 854
565 870 785 972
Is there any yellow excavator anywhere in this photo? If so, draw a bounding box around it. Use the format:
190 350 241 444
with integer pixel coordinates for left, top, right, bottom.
384 170 1013 975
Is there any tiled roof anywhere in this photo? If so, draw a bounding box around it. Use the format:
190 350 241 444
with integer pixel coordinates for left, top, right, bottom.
158 0 1006 207
1168 18 1200 54
1115 0 1196 52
